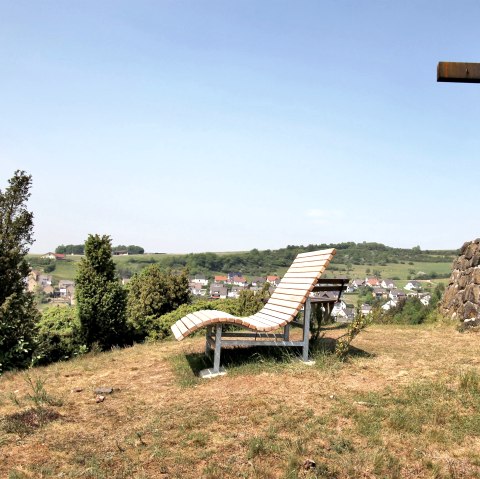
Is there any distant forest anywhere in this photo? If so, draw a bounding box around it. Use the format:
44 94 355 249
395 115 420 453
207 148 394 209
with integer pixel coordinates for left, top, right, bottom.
55 244 144 255
116 242 457 278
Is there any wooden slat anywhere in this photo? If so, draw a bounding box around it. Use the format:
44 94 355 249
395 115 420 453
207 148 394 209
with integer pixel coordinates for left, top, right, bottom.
283 271 319 279
296 248 335 258
277 282 314 290
185 313 204 326
254 312 287 328
201 310 234 320
263 303 298 316
271 290 306 301
245 315 280 328
191 311 215 324
267 297 304 309
171 323 183 340
258 308 292 321
437 62 480 83
181 315 197 330
175 319 188 337
242 316 274 330
291 254 333 265
290 260 330 269
279 277 319 284
273 287 312 297
288 265 330 273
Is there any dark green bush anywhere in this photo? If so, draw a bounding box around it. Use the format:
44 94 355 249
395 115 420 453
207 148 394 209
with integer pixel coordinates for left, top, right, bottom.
149 299 239 340
33 306 84 365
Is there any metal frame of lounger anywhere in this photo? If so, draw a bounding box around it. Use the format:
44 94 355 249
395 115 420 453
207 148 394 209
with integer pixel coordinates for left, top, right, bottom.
171 248 337 377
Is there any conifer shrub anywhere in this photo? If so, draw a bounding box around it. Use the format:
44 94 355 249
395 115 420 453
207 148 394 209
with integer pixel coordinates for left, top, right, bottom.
75 234 127 350
33 306 83 365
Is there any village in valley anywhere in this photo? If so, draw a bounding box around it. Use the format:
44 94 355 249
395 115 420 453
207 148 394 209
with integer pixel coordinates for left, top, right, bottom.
187 272 433 321
27 250 437 318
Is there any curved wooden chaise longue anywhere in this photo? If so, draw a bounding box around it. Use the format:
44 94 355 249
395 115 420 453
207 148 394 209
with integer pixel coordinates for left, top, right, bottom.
171 248 342 378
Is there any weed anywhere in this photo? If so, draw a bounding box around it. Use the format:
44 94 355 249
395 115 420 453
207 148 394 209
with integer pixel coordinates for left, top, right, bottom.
459 369 480 394
283 454 300 479
2 375 62 436
8 471 29 479
23 374 63 407
246 436 267 459
203 463 225 479
8 391 22 407
373 449 402 479
185 430 209 447
331 436 354 454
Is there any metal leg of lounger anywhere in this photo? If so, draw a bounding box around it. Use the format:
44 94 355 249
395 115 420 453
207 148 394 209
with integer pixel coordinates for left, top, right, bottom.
213 324 222 373
199 323 227 379
205 326 212 357
283 323 290 341
302 298 314 364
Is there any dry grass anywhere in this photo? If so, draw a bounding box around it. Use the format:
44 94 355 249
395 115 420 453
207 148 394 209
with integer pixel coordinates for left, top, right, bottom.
1 324 480 478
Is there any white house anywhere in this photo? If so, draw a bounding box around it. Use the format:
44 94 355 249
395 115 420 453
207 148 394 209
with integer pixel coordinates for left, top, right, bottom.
228 285 246 299
335 307 355 322
189 283 207 296
210 283 228 299
404 280 422 291
332 300 347 315
382 300 398 311
381 279 397 289
419 293 432 306
389 289 406 301
350 279 365 289
191 274 209 286
231 276 248 287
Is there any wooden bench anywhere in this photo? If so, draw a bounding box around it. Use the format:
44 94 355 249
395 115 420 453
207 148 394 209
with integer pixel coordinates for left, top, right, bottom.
171 248 340 377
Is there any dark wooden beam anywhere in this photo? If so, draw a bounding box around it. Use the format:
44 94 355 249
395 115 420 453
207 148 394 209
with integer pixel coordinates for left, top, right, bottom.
437 62 480 83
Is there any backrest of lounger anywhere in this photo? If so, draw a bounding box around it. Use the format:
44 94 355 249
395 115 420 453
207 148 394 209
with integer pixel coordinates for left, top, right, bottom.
258 248 336 323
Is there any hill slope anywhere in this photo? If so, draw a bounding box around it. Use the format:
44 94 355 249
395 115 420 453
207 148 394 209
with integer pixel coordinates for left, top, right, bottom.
1 324 480 478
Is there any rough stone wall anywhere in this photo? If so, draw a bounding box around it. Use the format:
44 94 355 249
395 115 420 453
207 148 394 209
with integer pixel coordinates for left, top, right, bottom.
440 239 480 324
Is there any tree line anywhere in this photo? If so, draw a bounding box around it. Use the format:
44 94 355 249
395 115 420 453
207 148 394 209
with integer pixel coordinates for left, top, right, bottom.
55 244 145 255
118 243 457 278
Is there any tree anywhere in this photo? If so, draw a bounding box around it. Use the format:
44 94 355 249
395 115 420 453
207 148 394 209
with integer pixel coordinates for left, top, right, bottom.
126 264 190 341
236 282 270 316
127 245 144 255
0 171 39 372
75 234 127 349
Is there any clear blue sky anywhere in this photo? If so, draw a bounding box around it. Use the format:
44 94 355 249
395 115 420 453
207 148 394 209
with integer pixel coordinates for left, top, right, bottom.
1 1 478 253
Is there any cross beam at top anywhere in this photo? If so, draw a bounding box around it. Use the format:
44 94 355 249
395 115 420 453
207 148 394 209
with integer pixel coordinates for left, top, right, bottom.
437 62 480 83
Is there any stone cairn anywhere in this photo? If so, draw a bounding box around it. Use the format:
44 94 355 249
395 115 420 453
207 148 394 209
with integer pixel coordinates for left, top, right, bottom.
440 239 480 325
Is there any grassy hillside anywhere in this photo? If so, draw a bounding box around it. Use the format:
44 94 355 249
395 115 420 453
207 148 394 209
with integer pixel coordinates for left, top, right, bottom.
28 245 455 284
1 324 480 478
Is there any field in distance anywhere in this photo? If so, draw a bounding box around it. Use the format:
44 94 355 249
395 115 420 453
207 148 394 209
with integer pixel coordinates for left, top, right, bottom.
27 248 455 285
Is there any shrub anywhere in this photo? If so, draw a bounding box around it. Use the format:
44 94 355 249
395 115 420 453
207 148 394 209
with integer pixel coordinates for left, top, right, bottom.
75 234 127 350
126 265 190 341
149 299 239 340
33 306 83 365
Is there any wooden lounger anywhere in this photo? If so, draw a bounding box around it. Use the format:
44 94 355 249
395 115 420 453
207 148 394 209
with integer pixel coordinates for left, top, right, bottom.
171 248 339 377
